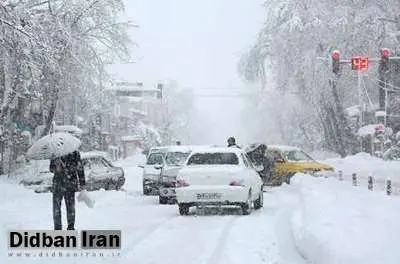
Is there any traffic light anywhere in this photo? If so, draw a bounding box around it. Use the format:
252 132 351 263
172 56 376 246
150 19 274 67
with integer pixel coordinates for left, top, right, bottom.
379 48 391 73
378 48 391 110
157 83 163 99
331 50 340 74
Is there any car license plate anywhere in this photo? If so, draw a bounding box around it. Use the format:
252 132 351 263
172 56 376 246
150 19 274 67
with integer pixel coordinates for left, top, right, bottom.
196 193 221 200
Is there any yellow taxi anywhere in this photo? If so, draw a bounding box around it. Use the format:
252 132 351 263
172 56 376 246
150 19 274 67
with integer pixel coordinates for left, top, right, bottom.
265 145 335 185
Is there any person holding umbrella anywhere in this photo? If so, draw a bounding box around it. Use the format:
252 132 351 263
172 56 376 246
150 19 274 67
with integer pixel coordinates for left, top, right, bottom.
50 150 85 230
27 130 87 230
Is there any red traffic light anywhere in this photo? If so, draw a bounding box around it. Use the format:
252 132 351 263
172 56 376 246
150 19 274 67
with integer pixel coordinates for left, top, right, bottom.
381 48 391 58
331 50 340 61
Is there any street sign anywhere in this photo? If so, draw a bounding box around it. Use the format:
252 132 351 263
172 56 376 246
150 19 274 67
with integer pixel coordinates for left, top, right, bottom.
351 56 369 71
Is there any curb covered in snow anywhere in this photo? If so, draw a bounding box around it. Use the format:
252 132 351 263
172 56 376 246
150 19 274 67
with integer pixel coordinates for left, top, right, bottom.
289 174 400 264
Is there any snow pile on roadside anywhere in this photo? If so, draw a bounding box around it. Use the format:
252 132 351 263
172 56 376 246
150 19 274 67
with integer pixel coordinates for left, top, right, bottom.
290 174 400 264
324 152 400 181
309 149 340 161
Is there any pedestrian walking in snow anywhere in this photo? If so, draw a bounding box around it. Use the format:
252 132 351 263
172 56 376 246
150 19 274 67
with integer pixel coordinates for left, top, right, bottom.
50 150 85 230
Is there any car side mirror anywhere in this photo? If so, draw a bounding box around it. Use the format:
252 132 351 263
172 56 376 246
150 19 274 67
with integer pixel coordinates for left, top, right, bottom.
137 164 144 168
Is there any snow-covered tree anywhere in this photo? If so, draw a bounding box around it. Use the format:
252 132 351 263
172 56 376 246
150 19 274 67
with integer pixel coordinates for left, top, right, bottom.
0 0 134 173
239 0 400 157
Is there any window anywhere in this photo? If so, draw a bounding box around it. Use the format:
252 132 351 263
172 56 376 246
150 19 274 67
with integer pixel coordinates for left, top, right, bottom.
283 150 314 161
165 152 190 166
100 157 113 167
82 159 90 169
147 153 164 165
266 150 284 161
187 152 239 165
89 157 107 169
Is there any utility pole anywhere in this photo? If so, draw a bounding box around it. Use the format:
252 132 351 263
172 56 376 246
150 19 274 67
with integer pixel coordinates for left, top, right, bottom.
323 48 400 154
330 50 347 157
378 48 391 126
357 70 363 128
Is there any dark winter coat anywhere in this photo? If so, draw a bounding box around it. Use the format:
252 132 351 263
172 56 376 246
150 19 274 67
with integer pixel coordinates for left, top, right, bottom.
249 150 273 177
50 151 85 193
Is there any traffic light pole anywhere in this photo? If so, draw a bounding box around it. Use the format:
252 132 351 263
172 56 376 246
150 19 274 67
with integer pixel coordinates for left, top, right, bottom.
358 71 363 129
385 82 388 126
323 48 400 155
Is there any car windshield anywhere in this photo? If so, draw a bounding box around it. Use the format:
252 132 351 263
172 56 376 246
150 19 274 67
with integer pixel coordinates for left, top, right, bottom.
282 150 314 161
187 152 239 165
147 153 164 165
165 152 190 166
82 157 112 169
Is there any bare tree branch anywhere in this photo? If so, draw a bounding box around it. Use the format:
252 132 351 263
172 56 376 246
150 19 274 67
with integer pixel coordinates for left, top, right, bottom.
0 18 31 38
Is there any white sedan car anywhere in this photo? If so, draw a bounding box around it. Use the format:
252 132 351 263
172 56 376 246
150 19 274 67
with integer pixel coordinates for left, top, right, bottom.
175 147 264 215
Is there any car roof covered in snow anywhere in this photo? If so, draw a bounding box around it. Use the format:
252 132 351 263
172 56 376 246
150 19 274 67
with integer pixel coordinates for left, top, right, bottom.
163 145 196 152
189 146 244 154
80 151 108 159
150 145 215 153
266 145 301 151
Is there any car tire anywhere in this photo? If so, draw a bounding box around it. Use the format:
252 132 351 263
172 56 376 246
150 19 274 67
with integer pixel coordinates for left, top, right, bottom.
159 196 168 204
178 203 190 215
284 173 295 184
254 189 263 210
116 177 125 191
241 190 252 215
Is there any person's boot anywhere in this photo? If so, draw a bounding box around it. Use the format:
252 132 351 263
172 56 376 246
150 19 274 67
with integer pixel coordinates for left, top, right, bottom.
67 225 75 230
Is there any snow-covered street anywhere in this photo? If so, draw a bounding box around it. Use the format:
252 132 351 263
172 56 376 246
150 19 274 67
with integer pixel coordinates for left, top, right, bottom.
3 0 400 263
2 153 400 264
1 154 306 264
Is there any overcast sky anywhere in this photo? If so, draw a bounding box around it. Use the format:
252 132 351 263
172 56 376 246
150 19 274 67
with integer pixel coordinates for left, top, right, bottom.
114 0 265 144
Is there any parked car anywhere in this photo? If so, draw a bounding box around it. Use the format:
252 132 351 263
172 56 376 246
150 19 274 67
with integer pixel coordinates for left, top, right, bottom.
80 152 125 191
139 150 166 195
139 145 193 197
142 146 169 157
158 146 193 204
265 145 335 185
20 151 125 193
174 147 264 215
